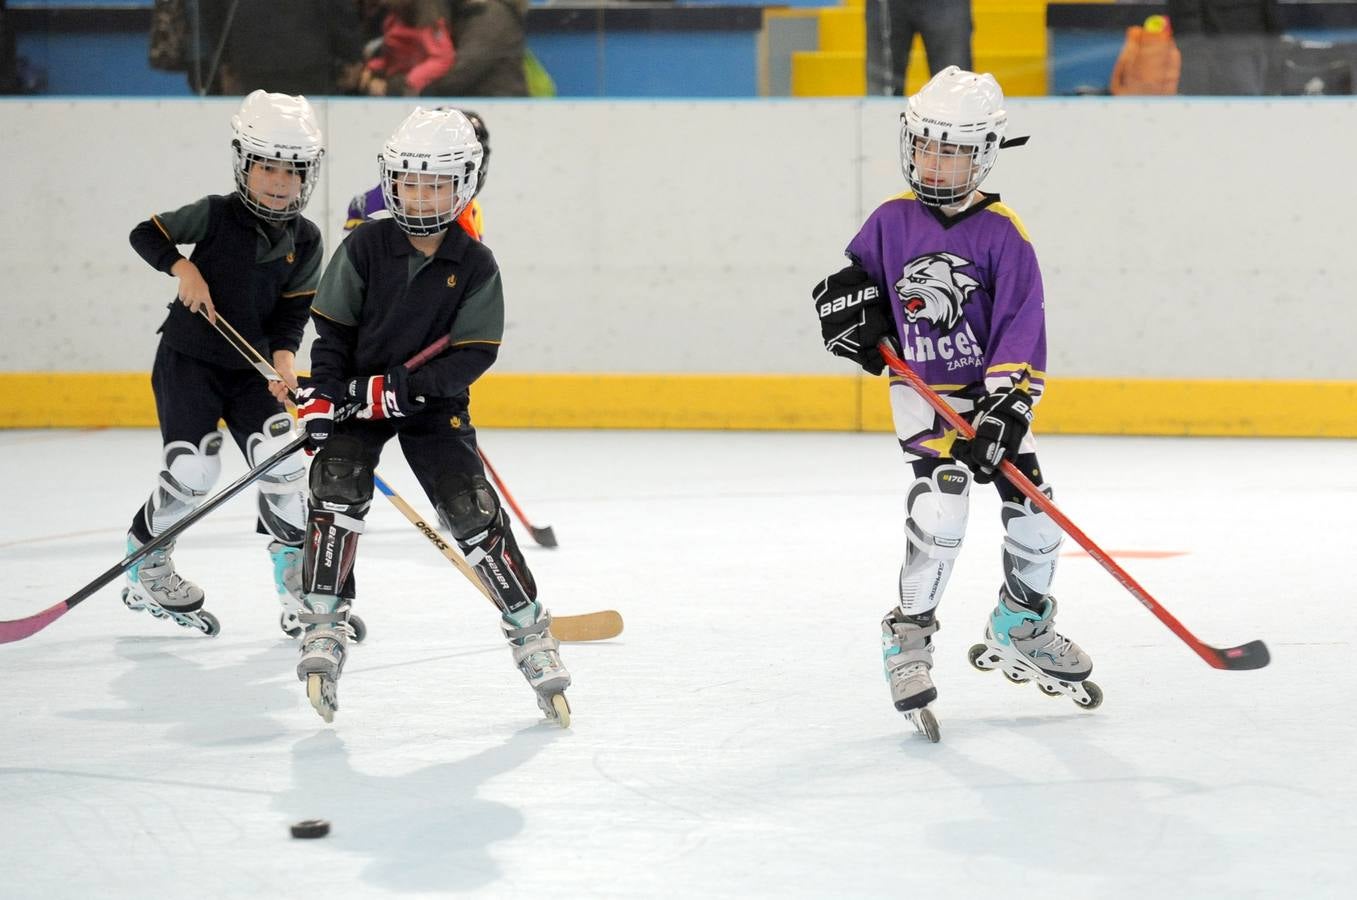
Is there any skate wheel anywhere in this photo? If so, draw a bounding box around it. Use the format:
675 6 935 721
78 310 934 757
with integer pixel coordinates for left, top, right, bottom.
549 693 571 729
279 613 302 639
306 674 334 724
349 614 367 644
914 707 940 743
967 643 992 671
1038 682 1062 697
1076 681 1104 710
197 610 221 637
1005 670 1031 685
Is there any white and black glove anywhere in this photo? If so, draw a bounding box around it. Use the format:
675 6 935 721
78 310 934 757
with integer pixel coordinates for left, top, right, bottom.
951 388 1034 483
347 365 426 420
813 264 896 376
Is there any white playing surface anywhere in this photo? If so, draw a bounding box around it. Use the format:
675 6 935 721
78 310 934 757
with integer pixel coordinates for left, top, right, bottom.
0 429 1350 898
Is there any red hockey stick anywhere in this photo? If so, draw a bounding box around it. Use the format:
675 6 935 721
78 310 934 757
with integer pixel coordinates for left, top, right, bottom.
877 339 1269 671
477 449 557 548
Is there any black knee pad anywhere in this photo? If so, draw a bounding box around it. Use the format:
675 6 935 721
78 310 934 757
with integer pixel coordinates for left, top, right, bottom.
434 472 500 541
310 436 374 509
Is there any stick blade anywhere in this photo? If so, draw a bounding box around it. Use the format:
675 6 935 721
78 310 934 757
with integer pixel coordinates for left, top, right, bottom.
1209 639 1270 671
552 610 623 642
0 600 71 645
530 525 558 549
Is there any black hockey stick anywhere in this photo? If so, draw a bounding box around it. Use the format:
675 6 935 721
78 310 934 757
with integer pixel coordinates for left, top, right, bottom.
878 339 1270 671
0 333 455 645
477 449 558 548
204 312 619 641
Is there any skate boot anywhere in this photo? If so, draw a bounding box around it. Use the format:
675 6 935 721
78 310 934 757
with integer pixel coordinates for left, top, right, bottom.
270 541 366 643
296 594 353 723
882 610 941 742
968 590 1102 709
121 533 220 636
502 601 572 727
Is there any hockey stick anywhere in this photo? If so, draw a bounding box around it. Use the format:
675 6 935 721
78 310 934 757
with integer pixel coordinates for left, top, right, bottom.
372 476 621 641
877 339 1270 671
0 333 454 645
477 448 558 548
204 313 620 641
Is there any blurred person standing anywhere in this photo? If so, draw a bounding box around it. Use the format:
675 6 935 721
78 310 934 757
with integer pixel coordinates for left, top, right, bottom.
1168 0 1281 95
426 0 528 98
866 0 973 97
203 0 366 95
361 0 455 97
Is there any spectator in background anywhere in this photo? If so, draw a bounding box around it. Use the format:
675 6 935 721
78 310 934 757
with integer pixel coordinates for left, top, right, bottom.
426 0 528 97
1168 0 1281 95
203 0 366 95
865 0 972 97
361 0 454 96
1110 14 1182 95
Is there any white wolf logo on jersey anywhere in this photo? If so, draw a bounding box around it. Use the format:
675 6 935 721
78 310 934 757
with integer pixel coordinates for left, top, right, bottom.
895 253 979 331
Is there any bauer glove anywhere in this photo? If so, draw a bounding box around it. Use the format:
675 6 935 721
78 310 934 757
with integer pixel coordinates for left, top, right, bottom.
294 381 339 453
347 365 427 420
813 264 897 376
951 388 1034 484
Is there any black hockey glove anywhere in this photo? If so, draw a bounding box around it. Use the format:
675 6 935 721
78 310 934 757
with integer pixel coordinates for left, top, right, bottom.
951 388 1034 484
294 380 340 454
813 264 897 376
347 365 427 420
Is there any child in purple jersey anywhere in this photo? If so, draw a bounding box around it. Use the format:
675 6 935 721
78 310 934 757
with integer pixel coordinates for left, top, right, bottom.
813 66 1099 742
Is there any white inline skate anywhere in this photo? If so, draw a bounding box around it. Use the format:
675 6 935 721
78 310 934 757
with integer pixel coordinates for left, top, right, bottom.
296 594 354 723
122 533 220 636
968 591 1102 709
882 610 941 742
502 601 571 727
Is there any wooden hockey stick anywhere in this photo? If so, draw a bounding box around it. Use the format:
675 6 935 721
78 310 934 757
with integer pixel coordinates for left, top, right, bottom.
878 339 1269 671
0 333 454 645
477 448 558 548
205 312 621 641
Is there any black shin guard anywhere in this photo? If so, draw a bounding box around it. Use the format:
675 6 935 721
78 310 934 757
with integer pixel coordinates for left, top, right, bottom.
303 438 374 599
436 473 536 614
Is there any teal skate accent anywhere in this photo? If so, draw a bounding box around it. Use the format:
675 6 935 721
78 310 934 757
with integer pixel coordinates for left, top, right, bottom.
989 595 1048 647
881 631 903 679
269 543 300 595
303 593 343 615
502 600 543 636
125 537 143 583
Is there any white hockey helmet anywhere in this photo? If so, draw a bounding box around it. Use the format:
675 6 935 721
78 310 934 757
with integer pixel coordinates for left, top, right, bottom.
379 107 484 236
230 90 325 223
900 66 1008 207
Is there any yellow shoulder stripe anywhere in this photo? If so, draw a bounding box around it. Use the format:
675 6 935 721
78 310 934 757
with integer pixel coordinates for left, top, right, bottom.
983 202 1033 242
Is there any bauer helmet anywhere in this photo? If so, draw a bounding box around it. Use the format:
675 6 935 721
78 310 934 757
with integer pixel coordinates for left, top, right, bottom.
901 66 1007 207
230 90 325 223
380 107 483 236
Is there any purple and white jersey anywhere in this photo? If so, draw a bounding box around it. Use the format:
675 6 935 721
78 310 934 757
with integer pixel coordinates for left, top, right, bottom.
343 186 391 231
847 192 1047 459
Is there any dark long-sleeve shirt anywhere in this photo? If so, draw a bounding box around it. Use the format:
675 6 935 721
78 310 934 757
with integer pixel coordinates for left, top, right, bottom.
130 194 322 369
309 218 503 409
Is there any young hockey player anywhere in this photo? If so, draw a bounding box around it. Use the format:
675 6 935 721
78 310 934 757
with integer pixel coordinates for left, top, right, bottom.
342 107 490 241
813 67 1099 742
123 90 325 638
293 107 570 725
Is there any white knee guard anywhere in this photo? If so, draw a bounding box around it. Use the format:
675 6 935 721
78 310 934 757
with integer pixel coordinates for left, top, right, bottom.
898 465 971 616
144 431 224 537
248 412 308 545
1000 486 1063 605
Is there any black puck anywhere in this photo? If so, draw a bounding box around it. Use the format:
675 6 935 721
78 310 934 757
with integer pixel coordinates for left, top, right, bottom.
290 819 331 839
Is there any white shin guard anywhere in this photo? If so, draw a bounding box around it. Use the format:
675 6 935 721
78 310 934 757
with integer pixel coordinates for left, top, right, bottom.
144 431 224 536
1000 486 1063 606
898 465 971 616
248 412 308 544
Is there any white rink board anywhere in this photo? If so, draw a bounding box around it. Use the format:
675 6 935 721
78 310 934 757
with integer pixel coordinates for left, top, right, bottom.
0 98 1355 379
0 428 1353 898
